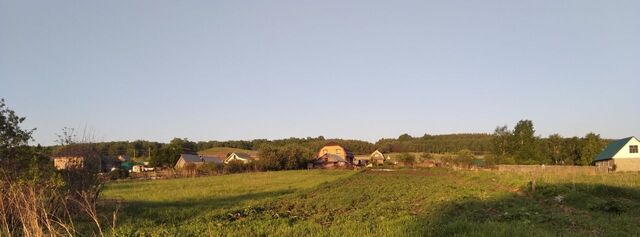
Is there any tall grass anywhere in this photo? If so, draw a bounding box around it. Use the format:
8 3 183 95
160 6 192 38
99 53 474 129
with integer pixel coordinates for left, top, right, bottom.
0 178 74 236
0 171 120 237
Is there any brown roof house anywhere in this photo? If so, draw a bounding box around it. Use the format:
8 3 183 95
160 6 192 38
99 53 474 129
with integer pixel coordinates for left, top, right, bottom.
53 156 102 172
52 144 103 172
309 142 354 168
174 154 224 169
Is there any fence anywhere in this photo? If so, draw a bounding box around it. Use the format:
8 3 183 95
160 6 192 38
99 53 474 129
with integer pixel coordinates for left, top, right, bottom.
496 165 608 175
128 169 180 180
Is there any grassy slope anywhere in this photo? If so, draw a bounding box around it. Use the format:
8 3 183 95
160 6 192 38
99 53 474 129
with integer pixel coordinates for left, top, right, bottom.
104 169 640 236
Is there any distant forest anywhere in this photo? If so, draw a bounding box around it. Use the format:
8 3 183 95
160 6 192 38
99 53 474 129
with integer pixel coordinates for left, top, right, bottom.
45 120 611 167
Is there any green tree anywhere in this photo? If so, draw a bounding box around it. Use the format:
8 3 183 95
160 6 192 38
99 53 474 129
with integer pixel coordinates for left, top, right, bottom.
280 144 313 170
0 99 51 178
398 133 413 141
579 133 604 165
560 137 581 165
492 125 512 159
256 144 312 171
0 98 35 158
397 153 416 167
512 120 539 164
256 145 284 170
547 134 564 164
455 149 475 167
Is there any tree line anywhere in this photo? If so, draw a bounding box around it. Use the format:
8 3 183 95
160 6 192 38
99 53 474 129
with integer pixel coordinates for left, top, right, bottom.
491 120 608 165
46 134 496 167
374 133 493 154
45 119 610 167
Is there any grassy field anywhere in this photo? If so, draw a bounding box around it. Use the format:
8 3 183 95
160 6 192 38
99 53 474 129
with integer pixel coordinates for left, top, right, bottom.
103 168 640 236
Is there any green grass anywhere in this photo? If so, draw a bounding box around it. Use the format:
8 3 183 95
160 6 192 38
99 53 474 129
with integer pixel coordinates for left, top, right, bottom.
102 169 640 236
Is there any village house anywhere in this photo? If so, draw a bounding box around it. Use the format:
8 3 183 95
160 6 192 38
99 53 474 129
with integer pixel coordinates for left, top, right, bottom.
224 152 258 164
354 150 387 166
309 142 354 168
369 150 387 165
51 144 107 172
174 154 224 169
594 136 640 172
53 156 102 172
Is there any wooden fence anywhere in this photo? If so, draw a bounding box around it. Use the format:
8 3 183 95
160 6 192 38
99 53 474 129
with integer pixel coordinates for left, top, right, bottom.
495 165 608 175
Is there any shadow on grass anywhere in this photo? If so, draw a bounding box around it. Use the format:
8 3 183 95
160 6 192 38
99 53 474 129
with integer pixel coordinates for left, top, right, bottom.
406 183 640 237
114 189 295 226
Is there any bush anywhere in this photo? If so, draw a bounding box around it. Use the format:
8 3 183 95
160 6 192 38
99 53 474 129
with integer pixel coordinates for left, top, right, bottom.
397 153 416 167
420 153 433 163
256 144 313 171
440 154 454 166
497 155 516 165
198 163 224 175
224 161 250 174
589 200 626 214
454 149 475 168
484 154 497 168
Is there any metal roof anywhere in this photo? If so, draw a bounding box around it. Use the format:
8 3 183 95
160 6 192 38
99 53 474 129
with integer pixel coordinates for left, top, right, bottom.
594 137 637 162
232 152 254 159
180 154 224 164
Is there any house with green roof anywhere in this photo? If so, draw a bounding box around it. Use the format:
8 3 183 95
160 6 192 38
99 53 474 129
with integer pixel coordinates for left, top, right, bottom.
594 137 640 172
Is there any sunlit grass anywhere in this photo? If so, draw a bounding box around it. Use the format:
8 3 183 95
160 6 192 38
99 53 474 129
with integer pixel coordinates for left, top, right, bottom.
103 168 640 236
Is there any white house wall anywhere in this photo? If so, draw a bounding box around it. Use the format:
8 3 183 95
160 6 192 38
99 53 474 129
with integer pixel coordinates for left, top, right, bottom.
612 138 640 159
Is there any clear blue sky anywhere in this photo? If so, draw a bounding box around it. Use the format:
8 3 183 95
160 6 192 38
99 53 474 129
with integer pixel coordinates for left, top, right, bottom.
1 0 638 145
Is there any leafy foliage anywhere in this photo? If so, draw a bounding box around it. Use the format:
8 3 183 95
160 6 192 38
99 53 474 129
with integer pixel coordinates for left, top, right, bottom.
256 144 313 171
491 120 608 165
397 153 417 166
454 149 475 167
0 99 34 151
376 134 493 154
0 99 50 175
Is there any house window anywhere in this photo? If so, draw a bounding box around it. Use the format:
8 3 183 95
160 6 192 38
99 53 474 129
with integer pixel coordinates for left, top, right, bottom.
631 145 639 154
